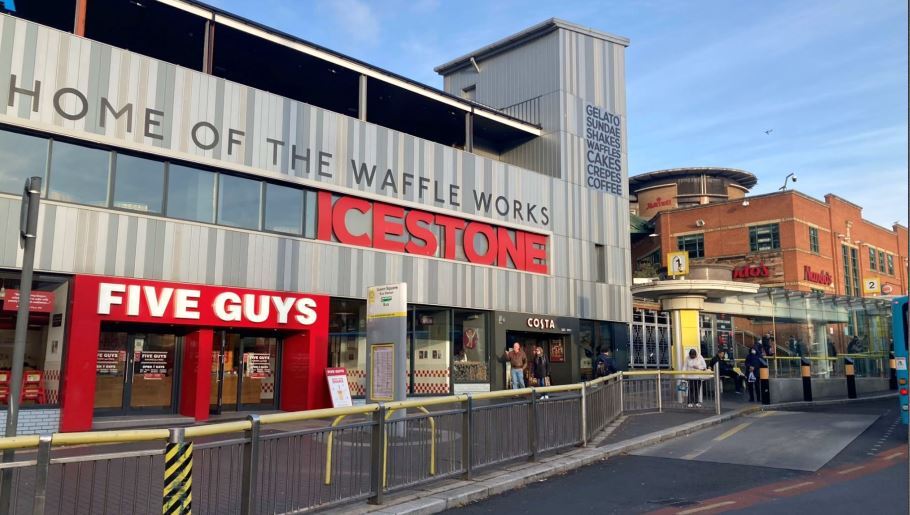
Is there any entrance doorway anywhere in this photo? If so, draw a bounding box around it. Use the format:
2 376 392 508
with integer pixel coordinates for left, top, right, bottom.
210 331 280 414
94 329 181 414
505 331 569 386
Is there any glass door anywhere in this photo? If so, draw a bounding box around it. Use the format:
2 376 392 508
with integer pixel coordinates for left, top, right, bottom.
211 331 280 413
95 330 180 414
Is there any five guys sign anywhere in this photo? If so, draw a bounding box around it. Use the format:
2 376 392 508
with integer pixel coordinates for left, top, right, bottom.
316 192 549 274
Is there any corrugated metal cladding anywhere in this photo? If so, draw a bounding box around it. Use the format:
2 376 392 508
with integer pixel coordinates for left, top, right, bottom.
0 15 631 323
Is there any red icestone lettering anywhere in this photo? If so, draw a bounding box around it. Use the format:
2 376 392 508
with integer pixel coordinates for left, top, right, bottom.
463 221 497 265
372 202 406 253
404 210 438 256
332 196 372 247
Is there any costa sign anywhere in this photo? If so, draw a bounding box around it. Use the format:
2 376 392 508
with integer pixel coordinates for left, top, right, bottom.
803 266 833 286
526 317 557 329
316 192 549 274
733 262 769 279
81 277 322 329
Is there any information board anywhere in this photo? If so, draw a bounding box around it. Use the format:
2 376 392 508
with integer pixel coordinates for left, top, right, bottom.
370 343 395 401
325 367 353 407
245 353 271 378
136 350 168 379
367 283 407 320
96 350 125 374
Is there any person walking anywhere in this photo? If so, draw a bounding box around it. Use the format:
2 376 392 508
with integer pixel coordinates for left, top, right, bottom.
503 342 528 389
530 345 551 398
683 348 707 407
593 349 617 378
745 347 762 402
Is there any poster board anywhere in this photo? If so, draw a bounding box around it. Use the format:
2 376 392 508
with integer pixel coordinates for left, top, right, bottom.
325 368 353 408
370 343 395 401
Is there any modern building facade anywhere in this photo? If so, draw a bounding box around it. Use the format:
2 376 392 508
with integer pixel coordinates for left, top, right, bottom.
0 1 632 433
629 167 757 220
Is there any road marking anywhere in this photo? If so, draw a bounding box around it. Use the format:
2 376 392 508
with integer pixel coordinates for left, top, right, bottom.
714 423 751 442
677 501 737 514
772 481 814 493
837 465 865 475
682 449 710 460
755 411 777 418
884 451 904 460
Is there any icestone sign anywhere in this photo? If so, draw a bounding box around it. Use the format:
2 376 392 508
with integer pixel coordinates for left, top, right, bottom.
94 280 319 328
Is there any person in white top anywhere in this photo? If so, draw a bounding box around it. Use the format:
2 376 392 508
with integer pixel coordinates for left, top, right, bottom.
683 348 707 407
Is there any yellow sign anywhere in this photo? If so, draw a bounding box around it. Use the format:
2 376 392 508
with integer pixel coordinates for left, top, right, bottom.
667 251 689 277
863 277 880 295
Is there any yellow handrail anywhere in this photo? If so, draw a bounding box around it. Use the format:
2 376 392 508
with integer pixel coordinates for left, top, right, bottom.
323 415 350 485
382 406 436 488
622 370 713 377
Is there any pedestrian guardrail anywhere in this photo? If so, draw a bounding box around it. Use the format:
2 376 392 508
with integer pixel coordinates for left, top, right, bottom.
0 369 720 514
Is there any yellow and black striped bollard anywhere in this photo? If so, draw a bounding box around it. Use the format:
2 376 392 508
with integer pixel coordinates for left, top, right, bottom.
759 359 770 405
801 357 812 402
163 429 192 515
844 357 857 399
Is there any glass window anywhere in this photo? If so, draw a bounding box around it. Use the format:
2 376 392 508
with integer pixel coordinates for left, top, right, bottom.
676 176 701 195
453 310 489 385
749 224 780 252
166 164 215 223
705 176 726 195
850 247 860 295
113 154 164 213
0 272 69 407
869 247 877 270
887 254 894 275
218 174 262 230
0 130 48 195
411 307 451 395
304 190 318 239
48 140 110 206
677 233 704 258
878 250 886 273
594 244 606 282
327 298 367 397
264 182 303 235
809 227 819 254
842 244 853 296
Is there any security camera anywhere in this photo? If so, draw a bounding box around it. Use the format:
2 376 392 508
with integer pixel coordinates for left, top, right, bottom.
791 175 797 182
695 219 706 227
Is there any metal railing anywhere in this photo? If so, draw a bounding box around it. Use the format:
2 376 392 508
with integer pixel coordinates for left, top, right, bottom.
0 371 718 514
733 354 890 379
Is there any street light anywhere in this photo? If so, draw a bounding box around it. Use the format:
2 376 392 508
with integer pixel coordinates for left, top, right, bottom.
778 172 797 191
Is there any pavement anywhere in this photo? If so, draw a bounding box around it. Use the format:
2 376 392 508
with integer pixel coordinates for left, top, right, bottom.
327 392 903 514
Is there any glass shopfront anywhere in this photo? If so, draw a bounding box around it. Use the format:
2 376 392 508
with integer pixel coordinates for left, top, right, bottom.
327 298 491 396
94 325 181 414
210 331 280 413
0 271 69 407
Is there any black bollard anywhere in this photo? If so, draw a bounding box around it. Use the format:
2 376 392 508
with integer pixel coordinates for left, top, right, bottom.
801 357 812 402
890 352 898 390
759 358 770 405
845 357 857 399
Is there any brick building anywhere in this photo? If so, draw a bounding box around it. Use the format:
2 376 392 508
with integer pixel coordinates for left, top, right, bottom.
632 189 909 298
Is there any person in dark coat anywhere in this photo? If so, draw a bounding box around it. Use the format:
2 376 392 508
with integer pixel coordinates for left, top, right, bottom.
593 349 617 378
530 345 551 398
707 350 744 394
744 347 762 402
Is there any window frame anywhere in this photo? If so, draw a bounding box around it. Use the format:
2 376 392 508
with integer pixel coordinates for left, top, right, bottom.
677 233 705 258
809 227 819 254
749 223 780 252
878 250 887 273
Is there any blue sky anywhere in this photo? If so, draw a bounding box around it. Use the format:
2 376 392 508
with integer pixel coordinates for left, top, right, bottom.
208 0 908 227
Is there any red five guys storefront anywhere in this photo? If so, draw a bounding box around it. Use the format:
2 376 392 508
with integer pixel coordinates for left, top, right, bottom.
0 10 633 433
63 276 328 432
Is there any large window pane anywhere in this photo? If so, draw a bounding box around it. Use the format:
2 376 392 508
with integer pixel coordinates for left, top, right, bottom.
218 174 261 230
0 130 48 195
48 141 110 206
328 298 367 397
453 310 489 385
166 164 215 223
264 183 303 234
113 154 164 213
411 307 451 395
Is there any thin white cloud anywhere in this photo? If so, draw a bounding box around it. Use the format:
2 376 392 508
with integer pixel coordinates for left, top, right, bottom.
325 0 381 44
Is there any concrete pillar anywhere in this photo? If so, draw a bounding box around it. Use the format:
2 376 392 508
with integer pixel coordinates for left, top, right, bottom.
661 296 705 370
